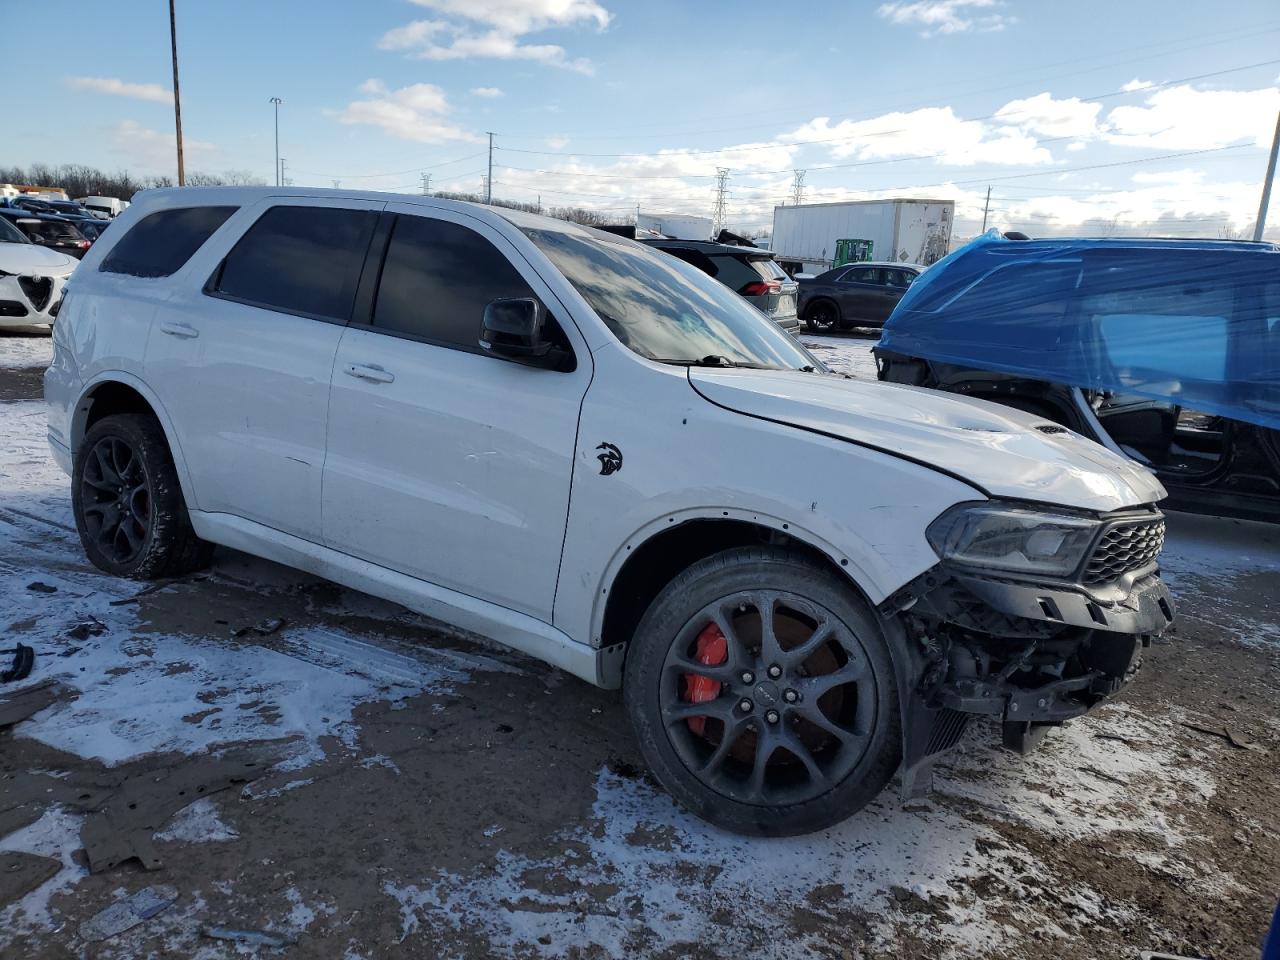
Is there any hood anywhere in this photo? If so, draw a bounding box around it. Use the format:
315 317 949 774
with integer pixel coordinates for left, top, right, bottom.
0 241 78 276
689 368 1166 514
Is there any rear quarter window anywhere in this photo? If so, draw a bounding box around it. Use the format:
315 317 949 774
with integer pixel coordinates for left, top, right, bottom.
210 205 377 322
100 206 238 278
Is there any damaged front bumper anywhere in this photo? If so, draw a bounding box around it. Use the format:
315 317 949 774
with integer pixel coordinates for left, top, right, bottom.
879 563 1175 796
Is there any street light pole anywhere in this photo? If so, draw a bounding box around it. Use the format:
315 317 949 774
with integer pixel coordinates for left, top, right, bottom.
168 0 185 185
1253 109 1280 243
270 97 283 187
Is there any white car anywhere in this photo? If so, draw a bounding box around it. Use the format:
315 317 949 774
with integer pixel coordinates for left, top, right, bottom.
45 188 1175 836
0 215 76 327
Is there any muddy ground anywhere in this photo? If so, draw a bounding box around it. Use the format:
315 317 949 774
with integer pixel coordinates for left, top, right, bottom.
1 327 1277 959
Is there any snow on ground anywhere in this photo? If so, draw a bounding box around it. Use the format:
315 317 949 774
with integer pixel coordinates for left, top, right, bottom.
797 331 881 379
0 330 52 369
383 700 1227 959
0 399 476 770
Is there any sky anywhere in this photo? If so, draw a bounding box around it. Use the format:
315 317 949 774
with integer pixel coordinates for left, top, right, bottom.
5 0 1280 240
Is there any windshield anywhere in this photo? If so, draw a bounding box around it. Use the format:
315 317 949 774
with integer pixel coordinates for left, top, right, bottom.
0 217 28 244
524 227 819 370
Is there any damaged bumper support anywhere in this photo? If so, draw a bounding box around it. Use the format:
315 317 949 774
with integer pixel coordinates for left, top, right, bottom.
882 563 1175 796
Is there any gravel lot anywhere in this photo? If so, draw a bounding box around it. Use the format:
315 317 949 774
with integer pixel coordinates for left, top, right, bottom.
2 327 1277 959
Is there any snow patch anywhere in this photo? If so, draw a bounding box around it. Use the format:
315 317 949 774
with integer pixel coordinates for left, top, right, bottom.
155 798 239 843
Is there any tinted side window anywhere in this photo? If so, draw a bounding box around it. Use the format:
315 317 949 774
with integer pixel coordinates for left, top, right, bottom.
710 256 761 291
371 215 535 350
213 206 376 321
100 206 237 278
850 268 883 285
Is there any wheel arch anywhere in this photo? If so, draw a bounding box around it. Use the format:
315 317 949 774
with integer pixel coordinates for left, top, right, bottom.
72 373 196 504
592 509 883 684
804 296 841 321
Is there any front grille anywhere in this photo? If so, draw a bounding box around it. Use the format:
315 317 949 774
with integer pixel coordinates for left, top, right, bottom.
18 276 52 312
1082 518 1165 586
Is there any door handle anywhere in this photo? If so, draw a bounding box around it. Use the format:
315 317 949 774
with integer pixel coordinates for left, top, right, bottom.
159 320 199 339
344 363 395 384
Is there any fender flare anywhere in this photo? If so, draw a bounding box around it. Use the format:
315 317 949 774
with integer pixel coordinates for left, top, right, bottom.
587 505 894 650
72 371 198 507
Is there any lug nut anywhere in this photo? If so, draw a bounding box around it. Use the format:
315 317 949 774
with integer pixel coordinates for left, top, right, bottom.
783 689 798 703
765 709 780 724
767 664 782 679
741 671 754 684
739 698 754 713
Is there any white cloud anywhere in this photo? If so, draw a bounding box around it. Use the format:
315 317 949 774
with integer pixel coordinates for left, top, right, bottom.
470 86 504 98
336 80 481 144
1103 84 1280 149
994 93 1101 139
782 107 1053 166
380 0 609 73
1121 78 1154 93
108 120 214 168
378 19 452 51
408 0 610 33
876 0 1013 37
545 136 569 149
66 76 172 104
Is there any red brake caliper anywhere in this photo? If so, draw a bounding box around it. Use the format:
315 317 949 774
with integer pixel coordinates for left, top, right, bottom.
683 622 728 736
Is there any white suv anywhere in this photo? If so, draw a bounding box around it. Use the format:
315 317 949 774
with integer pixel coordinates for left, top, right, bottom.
46 188 1175 836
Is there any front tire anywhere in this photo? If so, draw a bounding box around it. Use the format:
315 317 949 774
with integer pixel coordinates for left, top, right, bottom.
623 547 901 836
72 414 212 579
803 300 838 332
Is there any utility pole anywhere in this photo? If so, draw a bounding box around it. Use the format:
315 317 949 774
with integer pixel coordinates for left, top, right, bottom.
420 172 431 195
486 131 494 204
332 180 341 189
981 186 992 232
790 169 806 206
1253 109 1280 242
712 167 730 236
537 194 541 213
168 0 185 185
270 97 282 187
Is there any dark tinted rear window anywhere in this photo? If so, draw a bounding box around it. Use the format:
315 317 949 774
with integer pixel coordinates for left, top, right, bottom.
100 206 237 278
213 206 377 321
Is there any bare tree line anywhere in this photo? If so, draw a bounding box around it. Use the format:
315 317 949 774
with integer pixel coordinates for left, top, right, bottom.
0 163 265 200
0 163 653 229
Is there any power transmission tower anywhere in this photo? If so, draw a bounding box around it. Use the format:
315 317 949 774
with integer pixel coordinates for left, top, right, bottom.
279 158 289 187
791 169 806 205
486 132 494 203
712 167 730 235
420 172 431 195
332 180 341 189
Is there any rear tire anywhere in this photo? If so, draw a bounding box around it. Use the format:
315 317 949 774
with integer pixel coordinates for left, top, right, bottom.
623 547 901 836
72 414 212 579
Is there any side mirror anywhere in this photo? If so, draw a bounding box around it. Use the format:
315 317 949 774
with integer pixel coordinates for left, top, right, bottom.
480 298 555 364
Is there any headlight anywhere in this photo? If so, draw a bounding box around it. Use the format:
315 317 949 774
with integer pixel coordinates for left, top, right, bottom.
926 502 1100 578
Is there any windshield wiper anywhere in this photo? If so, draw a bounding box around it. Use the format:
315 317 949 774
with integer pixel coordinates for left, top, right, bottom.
653 355 777 369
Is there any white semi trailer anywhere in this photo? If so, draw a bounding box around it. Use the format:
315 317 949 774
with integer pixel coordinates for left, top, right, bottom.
771 199 954 274
636 211 713 241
